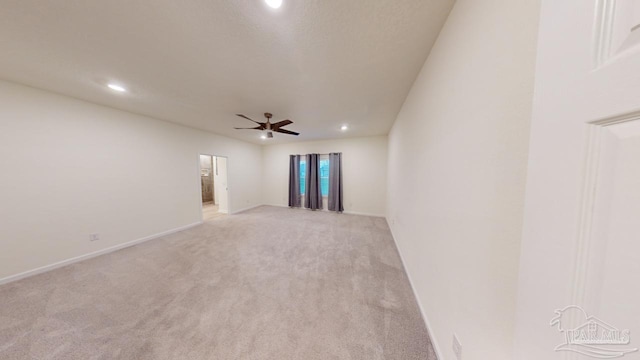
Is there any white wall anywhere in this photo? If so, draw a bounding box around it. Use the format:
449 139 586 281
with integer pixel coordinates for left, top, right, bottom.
385 1 540 359
262 136 387 217
0 80 262 281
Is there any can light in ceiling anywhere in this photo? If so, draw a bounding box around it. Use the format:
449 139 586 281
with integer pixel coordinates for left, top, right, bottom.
265 0 282 9
261 134 267 140
107 83 127 92
341 125 349 131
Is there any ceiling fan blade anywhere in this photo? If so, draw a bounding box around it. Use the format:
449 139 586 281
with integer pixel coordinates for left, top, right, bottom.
234 126 263 130
236 114 262 124
274 128 299 136
271 120 293 129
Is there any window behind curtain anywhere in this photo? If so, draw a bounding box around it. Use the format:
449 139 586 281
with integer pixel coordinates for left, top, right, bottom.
299 157 329 196
319 159 329 196
300 160 306 195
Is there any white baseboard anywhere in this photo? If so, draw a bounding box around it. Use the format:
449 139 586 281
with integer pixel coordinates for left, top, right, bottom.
342 210 385 218
231 204 262 214
264 203 288 208
0 221 203 286
264 203 384 218
387 218 444 360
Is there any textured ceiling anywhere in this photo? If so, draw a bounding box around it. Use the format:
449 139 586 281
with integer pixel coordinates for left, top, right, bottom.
0 0 454 144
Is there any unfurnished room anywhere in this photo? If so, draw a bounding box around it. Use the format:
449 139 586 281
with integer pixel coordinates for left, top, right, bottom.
1 1 639 360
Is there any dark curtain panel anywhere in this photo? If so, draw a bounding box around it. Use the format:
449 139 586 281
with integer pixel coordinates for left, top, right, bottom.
328 152 344 212
288 155 301 207
305 154 323 210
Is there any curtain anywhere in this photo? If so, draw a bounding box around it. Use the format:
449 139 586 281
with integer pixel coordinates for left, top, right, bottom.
305 154 323 210
288 155 301 207
328 152 344 212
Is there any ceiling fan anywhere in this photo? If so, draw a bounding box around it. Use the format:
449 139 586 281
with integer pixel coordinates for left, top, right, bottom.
234 113 299 138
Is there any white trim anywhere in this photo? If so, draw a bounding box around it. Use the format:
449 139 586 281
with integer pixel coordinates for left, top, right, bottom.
343 210 385 218
262 203 290 210
265 203 385 218
0 221 203 286
387 218 444 360
231 204 262 214
197 154 206 222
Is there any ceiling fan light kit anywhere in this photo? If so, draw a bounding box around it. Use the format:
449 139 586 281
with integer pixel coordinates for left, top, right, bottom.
234 112 299 138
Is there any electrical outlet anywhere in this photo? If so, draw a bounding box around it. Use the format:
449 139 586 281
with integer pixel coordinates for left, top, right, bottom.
452 334 462 360
89 233 100 241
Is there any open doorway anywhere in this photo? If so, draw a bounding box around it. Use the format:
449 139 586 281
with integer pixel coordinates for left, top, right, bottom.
199 154 228 221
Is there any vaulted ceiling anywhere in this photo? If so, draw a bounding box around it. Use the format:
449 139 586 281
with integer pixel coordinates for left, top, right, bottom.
0 0 454 144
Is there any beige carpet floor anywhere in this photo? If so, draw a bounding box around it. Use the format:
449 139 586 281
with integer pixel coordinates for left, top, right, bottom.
0 206 436 360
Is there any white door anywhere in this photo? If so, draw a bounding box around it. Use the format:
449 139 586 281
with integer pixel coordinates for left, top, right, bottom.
514 1 640 359
214 156 229 214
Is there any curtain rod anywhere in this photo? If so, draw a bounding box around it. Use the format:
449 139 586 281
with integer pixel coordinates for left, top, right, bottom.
290 153 341 156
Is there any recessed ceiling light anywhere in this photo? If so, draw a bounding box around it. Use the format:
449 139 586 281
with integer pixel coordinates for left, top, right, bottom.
341 125 349 131
261 134 267 140
107 83 127 92
265 0 282 9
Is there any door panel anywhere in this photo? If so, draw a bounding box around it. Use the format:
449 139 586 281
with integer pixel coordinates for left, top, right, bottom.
514 0 640 358
214 156 228 213
590 118 640 341
577 116 640 356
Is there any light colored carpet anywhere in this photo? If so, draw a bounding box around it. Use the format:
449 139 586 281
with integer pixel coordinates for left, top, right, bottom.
0 206 436 360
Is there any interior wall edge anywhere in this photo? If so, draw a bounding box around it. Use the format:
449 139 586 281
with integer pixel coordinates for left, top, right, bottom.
231 204 264 215
263 203 386 218
0 77 262 148
0 220 203 286
260 136 388 216
0 80 263 279
387 218 444 360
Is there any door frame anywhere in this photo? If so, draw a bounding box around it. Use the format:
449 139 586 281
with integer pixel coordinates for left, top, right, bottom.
197 153 231 221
